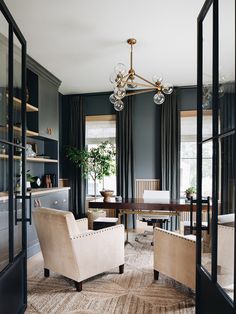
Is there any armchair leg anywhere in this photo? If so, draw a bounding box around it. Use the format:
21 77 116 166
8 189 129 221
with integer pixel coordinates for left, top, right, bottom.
44 268 50 277
74 281 82 292
119 264 124 274
154 269 159 280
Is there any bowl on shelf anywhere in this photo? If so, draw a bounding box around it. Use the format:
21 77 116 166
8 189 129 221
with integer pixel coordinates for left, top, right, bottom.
100 190 114 202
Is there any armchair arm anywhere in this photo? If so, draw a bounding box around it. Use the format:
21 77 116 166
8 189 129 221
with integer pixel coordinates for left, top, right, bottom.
154 227 196 290
75 218 88 233
71 224 124 282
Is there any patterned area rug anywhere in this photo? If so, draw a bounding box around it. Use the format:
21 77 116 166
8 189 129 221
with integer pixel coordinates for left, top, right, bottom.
26 233 195 314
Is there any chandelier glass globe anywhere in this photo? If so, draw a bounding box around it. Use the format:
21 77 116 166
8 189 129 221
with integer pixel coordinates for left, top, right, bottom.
114 87 126 99
114 63 127 76
162 82 174 95
109 72 117 84
152 74 163 84
109 94 117 104
153 92 165 105
114 100 124 111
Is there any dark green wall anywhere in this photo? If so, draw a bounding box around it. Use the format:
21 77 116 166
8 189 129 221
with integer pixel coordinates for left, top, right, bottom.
177 87 197 111
59 87 197 182
83 92 115 116
133 92 161 179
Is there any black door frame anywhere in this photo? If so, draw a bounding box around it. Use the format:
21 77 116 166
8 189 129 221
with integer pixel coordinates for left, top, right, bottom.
196 0 236 313
0 0 27 313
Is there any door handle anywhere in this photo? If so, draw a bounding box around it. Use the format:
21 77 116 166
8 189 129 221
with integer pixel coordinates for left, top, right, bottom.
15 193 32 225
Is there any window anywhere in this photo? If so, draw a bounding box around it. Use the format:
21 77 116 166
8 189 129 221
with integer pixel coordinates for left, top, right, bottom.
180 110 212 197
85 115 116 196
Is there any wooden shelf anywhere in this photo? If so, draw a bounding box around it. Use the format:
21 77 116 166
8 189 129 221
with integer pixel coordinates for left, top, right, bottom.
6 95 38 112
0 154 58 163
0 154 21 160
27 157 58 163
0 125 39 137
13 126 39 137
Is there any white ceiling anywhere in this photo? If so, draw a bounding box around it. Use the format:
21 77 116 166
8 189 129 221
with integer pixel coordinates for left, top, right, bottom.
4 0 205 94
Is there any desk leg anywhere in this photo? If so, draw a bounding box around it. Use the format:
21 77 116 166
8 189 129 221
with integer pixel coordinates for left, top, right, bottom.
124 212 134 246
118 210 122 224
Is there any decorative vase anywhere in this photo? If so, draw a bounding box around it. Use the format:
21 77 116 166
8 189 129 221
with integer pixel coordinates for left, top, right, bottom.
100 190 114 202
26 181 31 191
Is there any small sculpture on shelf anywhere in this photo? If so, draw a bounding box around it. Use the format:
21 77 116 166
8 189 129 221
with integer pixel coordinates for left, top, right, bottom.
26 143 36 157
44 175 52 188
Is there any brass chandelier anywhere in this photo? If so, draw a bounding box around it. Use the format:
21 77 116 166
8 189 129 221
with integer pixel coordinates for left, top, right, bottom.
109 38 174 111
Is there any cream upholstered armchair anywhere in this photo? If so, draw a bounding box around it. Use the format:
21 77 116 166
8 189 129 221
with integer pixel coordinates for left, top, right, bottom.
153 227 196 290
33 208 125 291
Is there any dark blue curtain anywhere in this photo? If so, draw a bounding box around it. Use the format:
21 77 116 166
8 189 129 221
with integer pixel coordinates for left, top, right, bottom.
161 90 180 199
67 95 86 218
116 96 134 199
116 96 135 227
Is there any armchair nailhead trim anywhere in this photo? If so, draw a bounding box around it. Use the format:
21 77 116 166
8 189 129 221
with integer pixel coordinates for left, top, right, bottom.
70 224 123 240
155 228 196 243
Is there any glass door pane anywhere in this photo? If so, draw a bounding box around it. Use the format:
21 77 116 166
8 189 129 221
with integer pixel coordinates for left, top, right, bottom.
0 12 9 142
12 33 24 259
217 134 235 301
217 0 235 301
13 33 22 142
202 4 213 140
0 143 9 271
201 140 213 274
219 0 235 135
13 155 22 257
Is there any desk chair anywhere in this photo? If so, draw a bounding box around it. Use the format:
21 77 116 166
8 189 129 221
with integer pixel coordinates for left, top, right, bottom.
135 190 177 243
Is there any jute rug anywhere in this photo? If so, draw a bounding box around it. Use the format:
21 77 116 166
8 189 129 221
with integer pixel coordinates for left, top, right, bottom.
26 233 195 314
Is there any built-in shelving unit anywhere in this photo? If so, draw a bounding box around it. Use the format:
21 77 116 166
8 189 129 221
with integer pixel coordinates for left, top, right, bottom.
0 154 58 163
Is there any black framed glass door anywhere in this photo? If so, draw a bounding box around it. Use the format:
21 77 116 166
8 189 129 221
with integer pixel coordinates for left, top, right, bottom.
0 1 27 313
196 0 236 313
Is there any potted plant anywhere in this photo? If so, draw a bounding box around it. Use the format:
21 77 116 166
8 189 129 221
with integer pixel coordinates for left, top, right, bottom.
185 186 196 200
16 170 35 192
66 141 116 199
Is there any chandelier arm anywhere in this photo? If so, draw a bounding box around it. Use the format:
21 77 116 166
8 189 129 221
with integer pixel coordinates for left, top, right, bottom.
126 81 157 89
135 73 157 88
126 88 156 97
122 73 130 80
122 74 132 85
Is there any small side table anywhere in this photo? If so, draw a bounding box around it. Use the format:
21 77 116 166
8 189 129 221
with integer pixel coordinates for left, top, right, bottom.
93 217 118 230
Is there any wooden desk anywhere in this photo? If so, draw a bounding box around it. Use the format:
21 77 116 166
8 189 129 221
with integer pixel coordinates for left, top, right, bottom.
88 197 195 212
89 198 195 243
